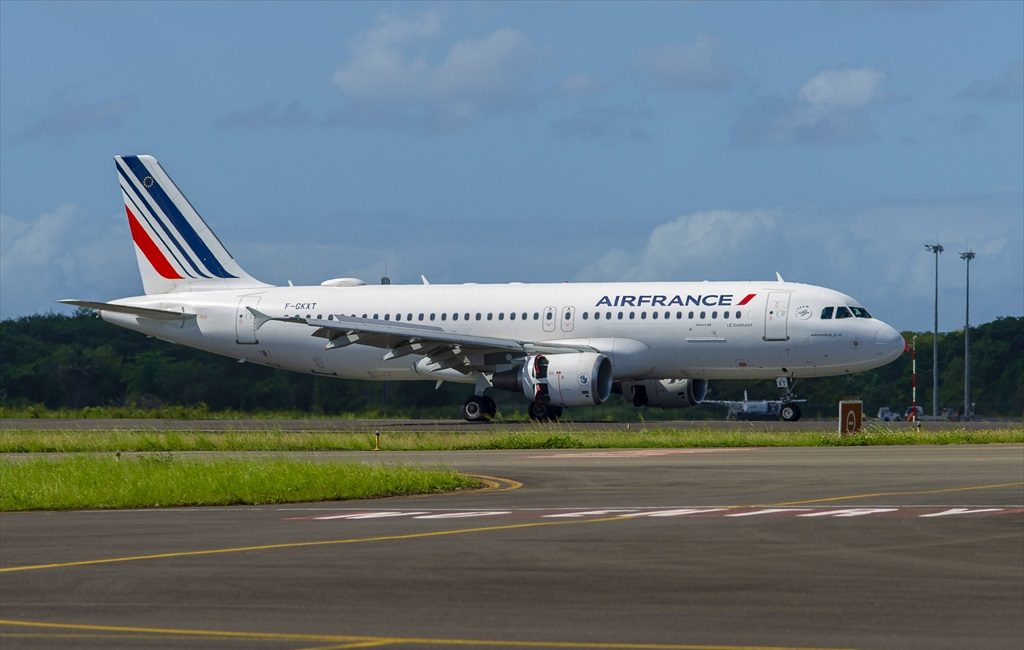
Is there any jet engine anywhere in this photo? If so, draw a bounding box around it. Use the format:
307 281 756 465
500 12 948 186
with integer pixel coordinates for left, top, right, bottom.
620 378 708 408
493 353 614 407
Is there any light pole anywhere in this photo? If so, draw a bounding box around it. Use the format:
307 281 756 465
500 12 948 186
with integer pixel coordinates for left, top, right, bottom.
924 243 943 418
960 250 975 420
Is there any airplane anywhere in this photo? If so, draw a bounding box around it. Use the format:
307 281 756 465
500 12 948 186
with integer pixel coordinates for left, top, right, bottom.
60 155 906 422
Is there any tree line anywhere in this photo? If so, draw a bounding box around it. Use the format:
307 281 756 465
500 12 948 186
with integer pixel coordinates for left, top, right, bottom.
1 311 1020 419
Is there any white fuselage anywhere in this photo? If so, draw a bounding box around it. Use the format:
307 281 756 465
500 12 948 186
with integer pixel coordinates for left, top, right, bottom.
101 280 905 384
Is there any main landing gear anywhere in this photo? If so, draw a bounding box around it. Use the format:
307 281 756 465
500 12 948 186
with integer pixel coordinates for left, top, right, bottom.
460 395 497 422
528 401 563 422
776 374 802 422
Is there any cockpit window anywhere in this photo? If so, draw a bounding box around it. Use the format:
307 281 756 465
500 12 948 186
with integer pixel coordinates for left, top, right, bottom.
850 306 872 318
835 306 853 319
820 307 834 319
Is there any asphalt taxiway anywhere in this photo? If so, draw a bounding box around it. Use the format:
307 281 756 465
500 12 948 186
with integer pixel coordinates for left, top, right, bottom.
2 444 1022 650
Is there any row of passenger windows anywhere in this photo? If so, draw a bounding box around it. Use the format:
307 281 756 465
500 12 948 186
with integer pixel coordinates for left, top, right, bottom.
821 306 872 320
284 310 743 322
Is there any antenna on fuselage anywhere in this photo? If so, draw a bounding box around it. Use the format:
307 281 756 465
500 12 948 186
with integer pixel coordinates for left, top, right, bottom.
775 272 785 282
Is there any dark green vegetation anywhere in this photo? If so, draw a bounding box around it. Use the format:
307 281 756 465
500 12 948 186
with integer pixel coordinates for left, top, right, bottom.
2 428 1021 454
2 311 1021 419
0 455 477 511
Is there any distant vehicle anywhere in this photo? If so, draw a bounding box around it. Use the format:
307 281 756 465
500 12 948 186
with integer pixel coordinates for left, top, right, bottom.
704 391 807 422
904 406 924 421
877 407 902 422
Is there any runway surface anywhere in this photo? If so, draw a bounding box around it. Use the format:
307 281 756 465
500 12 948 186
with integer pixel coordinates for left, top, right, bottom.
2 444 1022 650
2 417 1019 431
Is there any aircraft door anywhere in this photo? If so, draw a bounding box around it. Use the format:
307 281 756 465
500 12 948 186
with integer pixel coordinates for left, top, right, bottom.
560 306 576 333
542 306 557 333
236 296 260 344
763 292 790 341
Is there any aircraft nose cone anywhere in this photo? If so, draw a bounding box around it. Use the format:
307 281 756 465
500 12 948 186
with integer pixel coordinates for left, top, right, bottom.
874 324 904 358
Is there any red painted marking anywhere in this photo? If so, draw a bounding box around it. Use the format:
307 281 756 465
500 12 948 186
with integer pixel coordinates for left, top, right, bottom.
737 293 757 306
125 205 181 279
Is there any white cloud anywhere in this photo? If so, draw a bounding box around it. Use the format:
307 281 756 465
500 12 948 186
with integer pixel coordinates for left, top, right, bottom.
634 35 737 93
330 11 538 129
0 205 138 318
732 67 887 146
560 73 603 99
798 68 885 112
577 210 779 282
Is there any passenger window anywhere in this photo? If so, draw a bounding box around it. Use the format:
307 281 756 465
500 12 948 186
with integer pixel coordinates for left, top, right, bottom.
533 313 540 320
464 313 470 321
688 311 694 319
546 312 553 320
441 313 447 321
475 313 482 321
651 312 658 319
582 312 589 320
723 311 730 319
373 314 379 320
327 314 333 321
641 312 648 319
736 310 742 319
712 311 718 319
430 313 436 321
629 312 635 320
700 311 706 319
821 307 834 319
617 312 624 320
407 313 412 321
453 313 459 321
384 314 390 321
509 313 515 320
835 306 852 319
418 314 424 321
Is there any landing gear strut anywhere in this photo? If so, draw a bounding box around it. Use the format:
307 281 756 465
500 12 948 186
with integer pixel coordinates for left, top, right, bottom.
528 401 563 422
776 375 802 422
461 395 497 422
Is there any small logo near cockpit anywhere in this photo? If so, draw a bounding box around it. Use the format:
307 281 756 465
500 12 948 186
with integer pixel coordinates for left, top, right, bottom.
795 305 812 320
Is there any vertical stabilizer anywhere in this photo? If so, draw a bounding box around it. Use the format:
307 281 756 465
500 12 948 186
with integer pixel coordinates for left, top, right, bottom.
115 154 267 294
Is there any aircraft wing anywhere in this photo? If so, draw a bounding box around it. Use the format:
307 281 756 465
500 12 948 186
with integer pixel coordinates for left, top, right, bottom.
249 308 596 374
58 299 195 321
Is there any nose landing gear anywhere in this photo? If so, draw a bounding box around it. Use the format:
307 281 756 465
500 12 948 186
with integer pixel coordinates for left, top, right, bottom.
776 375 802 422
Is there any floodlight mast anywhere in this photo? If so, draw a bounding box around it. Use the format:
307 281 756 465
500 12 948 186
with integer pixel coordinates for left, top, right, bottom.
960 250 975 420
924 243 943 418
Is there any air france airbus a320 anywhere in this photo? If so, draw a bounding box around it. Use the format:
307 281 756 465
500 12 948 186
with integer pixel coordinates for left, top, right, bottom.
61 155 905 422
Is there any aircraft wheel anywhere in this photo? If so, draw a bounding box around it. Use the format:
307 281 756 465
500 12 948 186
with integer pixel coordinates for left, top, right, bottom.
780 403 801 422
482 396 497 419
528 401 562 422
461 396 492 422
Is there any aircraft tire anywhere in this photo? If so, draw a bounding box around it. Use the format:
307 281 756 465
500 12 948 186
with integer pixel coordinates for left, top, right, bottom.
780 403 801 422
528 401 563 422
482 396 497 418
461 396 492 422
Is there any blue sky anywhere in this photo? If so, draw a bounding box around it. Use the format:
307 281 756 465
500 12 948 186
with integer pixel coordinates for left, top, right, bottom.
1 0 1021 331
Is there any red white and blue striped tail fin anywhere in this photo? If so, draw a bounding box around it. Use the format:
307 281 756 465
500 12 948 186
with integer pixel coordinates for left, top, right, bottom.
115 154 268 295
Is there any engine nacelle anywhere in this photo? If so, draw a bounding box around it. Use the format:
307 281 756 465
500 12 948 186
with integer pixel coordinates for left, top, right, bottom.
495 353 613 407
620 378 709 408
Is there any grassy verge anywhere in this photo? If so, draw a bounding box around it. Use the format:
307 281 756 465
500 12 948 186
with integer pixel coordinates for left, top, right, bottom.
1 427 1021 454
0 456 478 511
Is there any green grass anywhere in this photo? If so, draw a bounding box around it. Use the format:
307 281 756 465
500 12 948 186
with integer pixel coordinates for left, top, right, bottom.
0 455 478 511
1 427 1020 454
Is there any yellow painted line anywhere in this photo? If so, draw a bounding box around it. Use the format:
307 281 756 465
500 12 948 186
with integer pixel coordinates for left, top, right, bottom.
470 473 524 493
0 619 857 650
772 481 1024 506
0 515 626 574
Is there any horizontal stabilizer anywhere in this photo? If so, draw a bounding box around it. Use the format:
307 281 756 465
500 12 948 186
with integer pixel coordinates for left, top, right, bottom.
58 300 194 321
